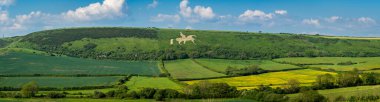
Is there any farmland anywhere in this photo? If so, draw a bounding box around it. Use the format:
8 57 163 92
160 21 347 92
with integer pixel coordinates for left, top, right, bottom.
0 52 160 76
164 59 226 80
288 85 380 101
125 76 182 90
184 69 336 89
0 76 121 88
274 57 380 71
194 59 301 73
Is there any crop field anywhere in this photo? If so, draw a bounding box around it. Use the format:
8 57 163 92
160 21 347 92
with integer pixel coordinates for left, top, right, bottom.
125 76 182 90
194 59 301 73
184 69 336 89
274 57 380 71
164 59 226 80
0 52 160 75
62 37 159 53
288 85 380 100
0 76 121 88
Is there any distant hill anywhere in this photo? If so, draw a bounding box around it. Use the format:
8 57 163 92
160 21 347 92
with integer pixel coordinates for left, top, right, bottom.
4 27 380 60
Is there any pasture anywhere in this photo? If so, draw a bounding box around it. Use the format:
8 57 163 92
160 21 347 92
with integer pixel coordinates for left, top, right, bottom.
0 76 121 88
274 57 380 71
164 59 226 80
184 69 336 90
125 76 182 90
0 52 160 76
288 85 380 101
194 59 301 73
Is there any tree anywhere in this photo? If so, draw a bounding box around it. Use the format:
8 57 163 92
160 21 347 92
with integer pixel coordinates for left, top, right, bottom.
83 43 97 50
93 91 106 98
294 90 327 102
362 72 377 85
20 81 38 98
314 73 336 89
336 69 362 87
284 79 300 93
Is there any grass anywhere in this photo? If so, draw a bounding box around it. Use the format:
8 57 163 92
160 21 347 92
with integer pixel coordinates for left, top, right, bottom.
194 59 301 73
0 76 121 88
274 57 380 71
125 76 182 91
164 59 226 80
184 69 336 90
62 37 159 53
288 85 380 101
0 52 160 76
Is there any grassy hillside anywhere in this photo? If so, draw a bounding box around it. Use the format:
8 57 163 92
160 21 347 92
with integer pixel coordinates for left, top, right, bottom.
9 27 380 60
0 52 160 76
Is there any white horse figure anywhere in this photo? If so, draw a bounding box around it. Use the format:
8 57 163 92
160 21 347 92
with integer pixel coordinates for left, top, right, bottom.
175 33 196 45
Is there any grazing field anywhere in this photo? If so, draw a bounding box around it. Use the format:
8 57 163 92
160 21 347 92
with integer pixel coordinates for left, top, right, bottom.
184 69 336 89
125 76 182 90
62 37 159 53
274 57 380 71
0 52 160 75
164 59 226 80
288 85 380 100
194 59 301 73
0 76 121 88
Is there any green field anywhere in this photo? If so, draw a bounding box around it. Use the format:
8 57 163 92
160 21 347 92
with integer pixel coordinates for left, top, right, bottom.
164 59 226 80
62 37 159 53
0 76 121 88
194 59 301 73
184 69 336 90
125 76 182 90
274 57 380 71
288 85 380 101
0 98 256 102
0 52 160 75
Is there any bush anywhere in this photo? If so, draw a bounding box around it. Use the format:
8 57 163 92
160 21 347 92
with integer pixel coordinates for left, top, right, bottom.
184 81 238 99
139 88 156 99
93 91 106 98
241 90 288 102
293 90 327 102
47 92 66 98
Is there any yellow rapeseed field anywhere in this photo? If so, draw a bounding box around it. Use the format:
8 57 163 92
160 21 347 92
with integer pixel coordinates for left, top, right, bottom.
183 69 336 90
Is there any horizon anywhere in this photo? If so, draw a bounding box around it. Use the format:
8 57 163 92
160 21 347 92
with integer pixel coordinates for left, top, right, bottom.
1 0 380 37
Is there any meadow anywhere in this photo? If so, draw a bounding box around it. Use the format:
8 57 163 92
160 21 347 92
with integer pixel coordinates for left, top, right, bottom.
125 76 182 91
184 69 336 90
194 59 301 73
288 85 380 101
0 76 121 88
0 52 160 76
164 59 226 80
0 98 255 102
274 57 380 71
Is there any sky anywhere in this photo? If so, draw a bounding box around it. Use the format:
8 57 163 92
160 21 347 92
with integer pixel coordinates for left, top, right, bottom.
1 0 380 37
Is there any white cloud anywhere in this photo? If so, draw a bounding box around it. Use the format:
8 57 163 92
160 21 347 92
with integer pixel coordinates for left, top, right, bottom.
147 0 158 9
302 19 320 27
275 10 287 15
0 0 14 6
151 14 180 23
0 10 8 23
179 0 192 17
193 6 215 19
63 0 125 22
238 10 273 21
326 16 341 23
185 25 192 29
357 17 376 24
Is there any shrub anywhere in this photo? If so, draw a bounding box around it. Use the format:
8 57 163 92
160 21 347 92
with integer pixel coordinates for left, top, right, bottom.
20 81 38 98
47 92 66 98
93 91 106 98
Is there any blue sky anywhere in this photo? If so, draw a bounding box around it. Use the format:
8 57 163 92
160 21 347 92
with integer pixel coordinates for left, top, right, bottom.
1 0 380 37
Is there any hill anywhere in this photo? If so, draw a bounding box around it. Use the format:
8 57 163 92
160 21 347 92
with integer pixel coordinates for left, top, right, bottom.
5 27 380 60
